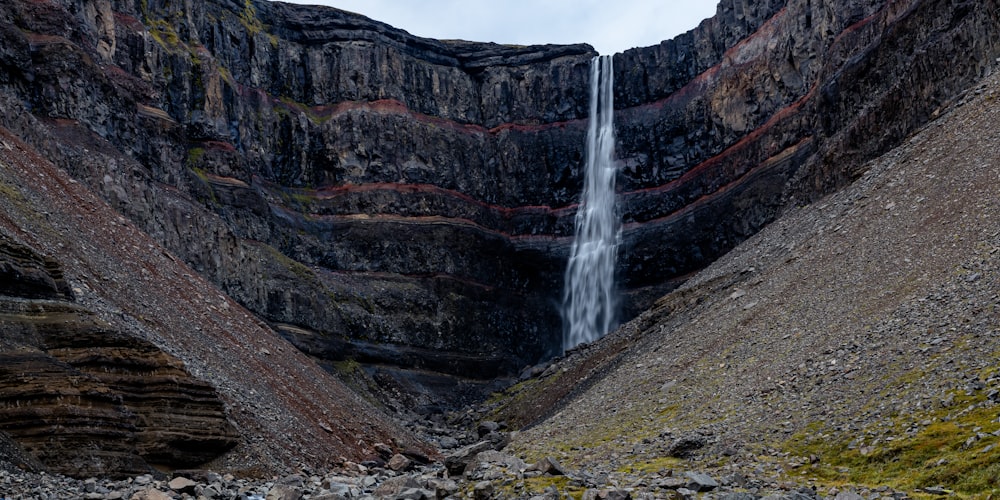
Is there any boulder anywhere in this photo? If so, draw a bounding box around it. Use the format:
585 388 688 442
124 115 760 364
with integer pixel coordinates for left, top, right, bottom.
445 441 493 476
473 480 494 500
532 456 568 476
477 421 500 437
167 477 197 494
666 435 707 459
684 472 719 492
387 453 413 472
265 484 304 500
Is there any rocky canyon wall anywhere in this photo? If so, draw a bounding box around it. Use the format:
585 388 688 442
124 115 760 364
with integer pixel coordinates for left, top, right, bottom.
1 0 998 408
0 124 425 477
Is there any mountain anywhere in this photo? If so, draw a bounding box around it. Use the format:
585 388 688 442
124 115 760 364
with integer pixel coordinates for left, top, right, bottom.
0 0 998 485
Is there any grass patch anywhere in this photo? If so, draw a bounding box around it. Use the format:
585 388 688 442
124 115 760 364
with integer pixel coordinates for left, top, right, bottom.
495 475 585 500
617 456 685 475
784 387 1000 496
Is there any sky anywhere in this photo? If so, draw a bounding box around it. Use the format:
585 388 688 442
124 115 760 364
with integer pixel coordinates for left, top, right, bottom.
274 1 719 55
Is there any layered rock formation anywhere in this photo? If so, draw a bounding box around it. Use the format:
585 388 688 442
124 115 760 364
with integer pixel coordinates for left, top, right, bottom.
0 236 237 477
613 0 1000 312
0 126 425 477
0 0 595 389
1 0 998 415
501 66 1000 495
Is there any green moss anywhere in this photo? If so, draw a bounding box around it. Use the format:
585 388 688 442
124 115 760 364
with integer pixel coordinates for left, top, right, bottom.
218 64 235 86
263 244 318 283
325 357 386 410
617 456 685 475
189 48 204 92
288 191 316 208
277 96 325 126
190 166 206 180
186 147 206 166
147 18 180 48
332 358 361 375
513 400 682 471
189 167 218 205
784 378 1000 496
237 0 278 46
0 180 25 202
484 372 561 432
485 375 542 407
495 475 584 500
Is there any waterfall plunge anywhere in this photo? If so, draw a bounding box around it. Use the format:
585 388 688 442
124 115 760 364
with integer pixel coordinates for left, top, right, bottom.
562 55 619 352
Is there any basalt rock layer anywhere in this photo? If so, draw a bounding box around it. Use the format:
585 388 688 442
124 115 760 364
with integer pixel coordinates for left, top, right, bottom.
1 0 999 415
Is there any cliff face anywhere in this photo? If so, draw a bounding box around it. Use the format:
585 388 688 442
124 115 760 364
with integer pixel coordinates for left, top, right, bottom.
1 0 998 432
613 0 1000 313
0 126 426 477
0 0 599 389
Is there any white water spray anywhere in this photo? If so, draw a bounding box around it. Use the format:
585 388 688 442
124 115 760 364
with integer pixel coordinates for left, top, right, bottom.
562 55 619 352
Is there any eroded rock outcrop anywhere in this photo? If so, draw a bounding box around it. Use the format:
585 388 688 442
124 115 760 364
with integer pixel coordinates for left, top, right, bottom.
0 236 237 477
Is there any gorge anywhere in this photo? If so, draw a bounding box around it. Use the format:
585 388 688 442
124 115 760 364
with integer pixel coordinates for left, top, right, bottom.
0 0 999 490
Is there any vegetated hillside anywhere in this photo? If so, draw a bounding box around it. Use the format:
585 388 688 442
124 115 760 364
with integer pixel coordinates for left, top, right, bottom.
499 72 1000 494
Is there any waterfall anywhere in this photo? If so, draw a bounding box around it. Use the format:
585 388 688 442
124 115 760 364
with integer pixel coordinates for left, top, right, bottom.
562 55 619 352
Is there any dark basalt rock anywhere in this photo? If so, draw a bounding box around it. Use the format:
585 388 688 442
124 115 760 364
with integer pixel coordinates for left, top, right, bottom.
0 0 998 408
0 237 73 301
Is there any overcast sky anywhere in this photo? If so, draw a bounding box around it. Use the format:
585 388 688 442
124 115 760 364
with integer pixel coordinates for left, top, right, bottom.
273 1 720 55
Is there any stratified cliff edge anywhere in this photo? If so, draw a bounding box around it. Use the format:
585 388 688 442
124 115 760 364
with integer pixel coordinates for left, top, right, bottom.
0 0 999 477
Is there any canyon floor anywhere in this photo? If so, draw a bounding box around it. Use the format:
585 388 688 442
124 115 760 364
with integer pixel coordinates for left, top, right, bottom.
2 39 1000 500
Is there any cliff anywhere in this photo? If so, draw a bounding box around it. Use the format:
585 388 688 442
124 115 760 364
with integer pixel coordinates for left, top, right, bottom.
1 0 999 478
0 0 599 395
0 127 425 476
498 67 1000 496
